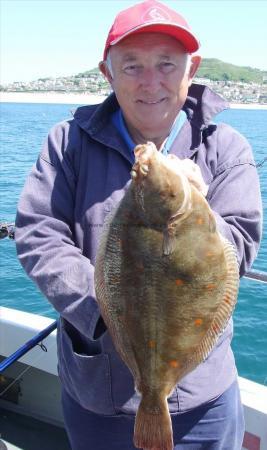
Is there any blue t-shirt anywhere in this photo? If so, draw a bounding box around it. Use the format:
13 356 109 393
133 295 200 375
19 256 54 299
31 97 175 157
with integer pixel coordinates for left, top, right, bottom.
112 108 187 158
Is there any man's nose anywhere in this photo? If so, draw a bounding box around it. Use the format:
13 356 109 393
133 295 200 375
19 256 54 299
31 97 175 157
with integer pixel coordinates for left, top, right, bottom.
139 68 162 92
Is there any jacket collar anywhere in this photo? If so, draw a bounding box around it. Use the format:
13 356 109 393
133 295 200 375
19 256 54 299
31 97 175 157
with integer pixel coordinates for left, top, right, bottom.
183 83 229 129
74 83 229 135
73 83 229 161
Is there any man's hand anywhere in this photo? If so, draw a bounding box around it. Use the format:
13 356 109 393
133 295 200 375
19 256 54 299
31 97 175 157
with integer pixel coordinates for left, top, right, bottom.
180 158 208 196
167 155 208 196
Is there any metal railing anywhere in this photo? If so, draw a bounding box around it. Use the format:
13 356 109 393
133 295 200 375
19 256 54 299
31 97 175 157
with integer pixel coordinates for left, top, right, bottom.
243 270 267 284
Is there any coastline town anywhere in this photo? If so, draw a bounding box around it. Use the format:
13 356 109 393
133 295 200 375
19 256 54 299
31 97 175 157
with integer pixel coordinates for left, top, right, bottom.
1 68 267 105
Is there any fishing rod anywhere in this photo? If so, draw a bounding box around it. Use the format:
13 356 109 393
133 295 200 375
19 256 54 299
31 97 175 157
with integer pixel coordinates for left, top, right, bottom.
0 320 57 373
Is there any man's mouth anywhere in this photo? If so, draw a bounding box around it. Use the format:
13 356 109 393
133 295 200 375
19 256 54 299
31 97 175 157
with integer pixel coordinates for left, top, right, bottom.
137 98 166 105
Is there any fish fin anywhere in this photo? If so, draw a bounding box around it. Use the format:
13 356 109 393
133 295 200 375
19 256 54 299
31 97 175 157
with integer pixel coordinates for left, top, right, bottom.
95 213 141 382
134 395 173 450
190 237 239 366
162 228 176 256
208 211 217 233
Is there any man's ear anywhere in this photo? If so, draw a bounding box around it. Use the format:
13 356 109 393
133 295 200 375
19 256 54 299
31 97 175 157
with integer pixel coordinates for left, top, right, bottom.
99 61 113 84
188 55 202 85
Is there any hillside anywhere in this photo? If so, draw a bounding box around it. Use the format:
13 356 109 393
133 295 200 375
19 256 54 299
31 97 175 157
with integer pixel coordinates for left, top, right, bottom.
196 58 267 83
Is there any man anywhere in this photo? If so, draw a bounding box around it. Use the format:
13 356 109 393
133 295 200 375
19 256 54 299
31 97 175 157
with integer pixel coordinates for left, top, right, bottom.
15 1 262 449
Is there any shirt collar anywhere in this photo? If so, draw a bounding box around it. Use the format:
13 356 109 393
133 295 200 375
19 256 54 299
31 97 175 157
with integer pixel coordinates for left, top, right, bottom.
111 108 187 157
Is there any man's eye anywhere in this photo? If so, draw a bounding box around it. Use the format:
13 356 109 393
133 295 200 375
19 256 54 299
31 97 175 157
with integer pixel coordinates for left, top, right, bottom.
122 65 142 75
159 62 176 73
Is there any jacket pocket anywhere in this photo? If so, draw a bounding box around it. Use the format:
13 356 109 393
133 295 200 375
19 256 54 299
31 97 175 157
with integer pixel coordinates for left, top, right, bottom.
57 321 116 415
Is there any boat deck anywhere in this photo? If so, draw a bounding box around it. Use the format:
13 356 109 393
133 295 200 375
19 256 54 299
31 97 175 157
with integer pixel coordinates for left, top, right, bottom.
0 408 71 450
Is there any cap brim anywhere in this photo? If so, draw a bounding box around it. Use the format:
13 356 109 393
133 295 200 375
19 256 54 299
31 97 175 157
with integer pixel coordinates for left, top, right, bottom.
109 22 200 54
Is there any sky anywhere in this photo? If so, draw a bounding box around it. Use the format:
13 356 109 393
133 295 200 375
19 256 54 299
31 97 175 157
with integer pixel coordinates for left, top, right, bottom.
1 0 267 85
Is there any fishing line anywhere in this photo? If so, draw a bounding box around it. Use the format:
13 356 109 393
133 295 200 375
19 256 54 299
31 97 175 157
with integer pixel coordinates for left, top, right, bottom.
0 340 57 398
256 156 267 169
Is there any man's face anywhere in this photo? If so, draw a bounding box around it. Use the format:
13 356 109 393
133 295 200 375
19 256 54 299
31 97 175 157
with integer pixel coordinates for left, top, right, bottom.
102 32 200 143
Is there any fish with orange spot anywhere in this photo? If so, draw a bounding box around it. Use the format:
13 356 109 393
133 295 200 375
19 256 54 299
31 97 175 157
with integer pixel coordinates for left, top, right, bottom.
194 318 203 327
206 283 216 290
168 360 179 368
148 340 156 349
196 216 204 225
95 142 239 450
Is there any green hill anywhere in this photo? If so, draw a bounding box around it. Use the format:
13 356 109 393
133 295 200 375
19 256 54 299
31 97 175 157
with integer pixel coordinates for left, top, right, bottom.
75 68 100 78
196 58 267 83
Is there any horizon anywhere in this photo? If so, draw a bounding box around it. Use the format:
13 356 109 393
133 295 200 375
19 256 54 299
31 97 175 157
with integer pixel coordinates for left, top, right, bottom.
1 0 267 85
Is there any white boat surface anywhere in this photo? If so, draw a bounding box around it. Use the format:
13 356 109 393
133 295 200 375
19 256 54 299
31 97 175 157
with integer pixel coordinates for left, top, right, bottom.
0 306 266 450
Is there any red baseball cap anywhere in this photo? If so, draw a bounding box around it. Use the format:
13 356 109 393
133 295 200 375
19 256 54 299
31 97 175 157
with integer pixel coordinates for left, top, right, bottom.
103 0 200 60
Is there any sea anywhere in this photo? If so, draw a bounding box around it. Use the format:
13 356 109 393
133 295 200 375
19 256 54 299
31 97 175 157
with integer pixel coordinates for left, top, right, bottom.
0 102 266 385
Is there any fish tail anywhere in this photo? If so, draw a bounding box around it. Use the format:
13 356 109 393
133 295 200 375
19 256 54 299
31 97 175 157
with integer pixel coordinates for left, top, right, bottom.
134 394 173 450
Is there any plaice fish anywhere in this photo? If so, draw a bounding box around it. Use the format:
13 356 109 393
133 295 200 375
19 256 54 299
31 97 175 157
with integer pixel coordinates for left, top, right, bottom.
94 142 239 450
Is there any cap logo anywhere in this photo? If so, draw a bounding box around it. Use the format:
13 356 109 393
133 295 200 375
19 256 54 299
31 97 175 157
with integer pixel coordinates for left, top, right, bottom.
142 6 171 23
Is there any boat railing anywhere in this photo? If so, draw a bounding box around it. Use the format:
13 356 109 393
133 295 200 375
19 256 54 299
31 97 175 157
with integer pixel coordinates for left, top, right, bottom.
244 269 267 283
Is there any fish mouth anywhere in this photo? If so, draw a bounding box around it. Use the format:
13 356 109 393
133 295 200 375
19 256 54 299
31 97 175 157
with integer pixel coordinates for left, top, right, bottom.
130 142 156 180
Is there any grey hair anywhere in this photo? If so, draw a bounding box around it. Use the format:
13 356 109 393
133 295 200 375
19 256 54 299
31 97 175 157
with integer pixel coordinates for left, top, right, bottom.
105 51 114 79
